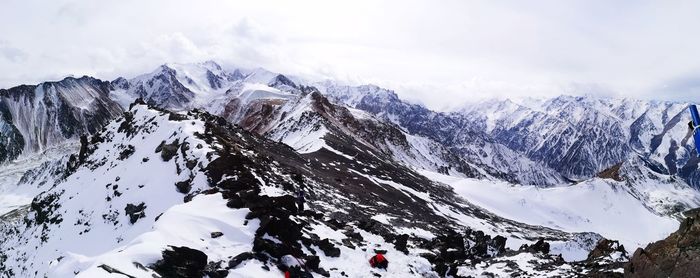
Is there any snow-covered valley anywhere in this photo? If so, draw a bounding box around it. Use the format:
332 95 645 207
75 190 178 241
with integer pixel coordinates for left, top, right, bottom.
420 170 694 260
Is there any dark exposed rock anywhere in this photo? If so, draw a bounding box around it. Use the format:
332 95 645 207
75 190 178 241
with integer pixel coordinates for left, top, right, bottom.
531 238 550 254
256 214 303 244
168 112 188 121
118 145 135 160
159 139 180 162
203 261 228 278
567 238 628 277
151 246 208 278
124 202 146 224
252 237 297 259
357 219 393 239
226 195 245 209
118 112 137 137
394 234 409 254
79 135 90 163
588 239 627 261
317 238 341 257
304 255 321 270
228 252 255 269
30 192 63 227
491 235 507 256
186 159 198 170
98 264 136 278
625 209 700 277
520 238 550 254
210 231 223 238
175 180 192 194
596 163 624 182
418 228 516 276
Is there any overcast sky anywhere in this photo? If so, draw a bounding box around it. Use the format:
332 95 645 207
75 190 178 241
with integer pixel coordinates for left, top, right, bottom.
1 0 699 110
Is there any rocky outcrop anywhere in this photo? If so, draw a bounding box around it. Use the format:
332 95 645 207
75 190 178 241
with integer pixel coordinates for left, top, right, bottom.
574 239 628 277
597 163 624 182
625 209 700 277
588 239 627 261
519 238 551 254
124 203 146 224
419 228 510 277
151 246 209 278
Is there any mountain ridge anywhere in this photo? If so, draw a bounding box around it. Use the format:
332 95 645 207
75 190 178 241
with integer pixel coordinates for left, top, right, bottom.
0 61 699 276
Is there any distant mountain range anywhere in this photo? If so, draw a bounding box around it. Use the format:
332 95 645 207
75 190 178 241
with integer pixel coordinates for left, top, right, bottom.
2 62 697 189
0 61 698 277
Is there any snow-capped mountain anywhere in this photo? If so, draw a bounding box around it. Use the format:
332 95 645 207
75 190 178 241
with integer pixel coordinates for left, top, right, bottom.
110 62 491 180
321 82 700 191
110 61 243 110
318 83 567 186
460 96 697 185
0 76 122 163
1 61 699 277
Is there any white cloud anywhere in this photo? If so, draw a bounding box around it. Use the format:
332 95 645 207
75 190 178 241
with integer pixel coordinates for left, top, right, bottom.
0 41 27 63
1 0 699 110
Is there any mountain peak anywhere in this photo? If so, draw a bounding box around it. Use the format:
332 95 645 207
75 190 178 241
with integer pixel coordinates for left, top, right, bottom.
200 60 222 70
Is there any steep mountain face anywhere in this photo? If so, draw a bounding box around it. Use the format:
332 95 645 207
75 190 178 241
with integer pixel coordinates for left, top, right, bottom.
461 96 696 184
319 83 566 185
259 90 489 179
0 103 603 277
0 76 123 163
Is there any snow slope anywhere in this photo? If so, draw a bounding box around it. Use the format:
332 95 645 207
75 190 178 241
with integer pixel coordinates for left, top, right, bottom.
420 169 700 260
0 104 219 277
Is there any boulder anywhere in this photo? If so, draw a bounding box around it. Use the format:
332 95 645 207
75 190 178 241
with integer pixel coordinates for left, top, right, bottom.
151 246 208 278
156 139 180 162
228 252 255 269
175 180 192 194
124 203 146 224
317 238 341 257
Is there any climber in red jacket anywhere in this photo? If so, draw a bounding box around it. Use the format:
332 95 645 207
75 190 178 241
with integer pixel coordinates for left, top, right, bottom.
369 253 389 269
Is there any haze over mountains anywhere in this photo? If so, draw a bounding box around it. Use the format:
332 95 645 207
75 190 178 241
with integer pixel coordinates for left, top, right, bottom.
0 61 698 277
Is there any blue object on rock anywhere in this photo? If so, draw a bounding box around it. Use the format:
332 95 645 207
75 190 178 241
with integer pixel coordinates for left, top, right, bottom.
690 105 700 155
